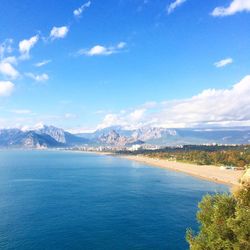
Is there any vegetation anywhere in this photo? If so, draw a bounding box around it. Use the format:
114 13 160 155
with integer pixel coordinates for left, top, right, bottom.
119 145 250 169
186 184 250 250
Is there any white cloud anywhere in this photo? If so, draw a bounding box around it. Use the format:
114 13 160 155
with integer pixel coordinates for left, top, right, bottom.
67 127 96 134
160 75 250 127
50 26 69 40
117 42 126 49
64 113 77 119
167 0 186 14
129 109 146 121
98 114 124 129
78 42 126 56
2 56 17 65
98 75 250 129
0 61 19 79
74 1 91 17
11 109 32 114
26 72 49 82
20 123 44 131
142 101 157 109
19 35 39 59
94 110 108 115
34 59 51 67
87 45 108 56
214 58 233 68
212 0 250 17
98 109 147 130
0 81 14 96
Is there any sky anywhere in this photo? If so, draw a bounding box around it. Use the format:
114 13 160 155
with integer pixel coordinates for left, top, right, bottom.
0 0 250 132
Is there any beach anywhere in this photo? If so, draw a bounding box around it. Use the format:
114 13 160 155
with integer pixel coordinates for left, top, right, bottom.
121 155 244 186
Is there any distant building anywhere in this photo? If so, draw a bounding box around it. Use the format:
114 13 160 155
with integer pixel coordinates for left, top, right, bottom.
128 144 142 151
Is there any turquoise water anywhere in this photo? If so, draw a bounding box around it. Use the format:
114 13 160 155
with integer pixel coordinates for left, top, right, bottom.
0 150 228 250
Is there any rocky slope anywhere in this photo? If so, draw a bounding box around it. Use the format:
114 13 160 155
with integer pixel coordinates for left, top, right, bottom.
78 126 250 146
97 130 144 146
1 125 250 148
0 125 89 148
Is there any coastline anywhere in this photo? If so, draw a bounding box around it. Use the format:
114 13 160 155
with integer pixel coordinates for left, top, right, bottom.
53 149 244 186
119 154 244 186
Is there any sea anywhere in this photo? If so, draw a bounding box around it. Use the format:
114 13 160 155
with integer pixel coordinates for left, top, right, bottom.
0 150 228 250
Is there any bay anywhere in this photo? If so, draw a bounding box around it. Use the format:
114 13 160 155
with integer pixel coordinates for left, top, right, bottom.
0 150 228 250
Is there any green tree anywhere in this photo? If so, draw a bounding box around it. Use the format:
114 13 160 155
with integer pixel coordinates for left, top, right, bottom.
186 185 250 250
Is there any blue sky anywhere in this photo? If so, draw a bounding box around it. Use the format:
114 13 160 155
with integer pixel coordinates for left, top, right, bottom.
0 0 250 132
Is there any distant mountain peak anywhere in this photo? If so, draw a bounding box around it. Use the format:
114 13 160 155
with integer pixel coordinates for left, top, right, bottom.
1 125 250 148
37 125 66 143
0 125 89 148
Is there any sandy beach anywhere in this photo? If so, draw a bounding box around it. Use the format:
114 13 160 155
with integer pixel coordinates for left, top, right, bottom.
121 155 244 186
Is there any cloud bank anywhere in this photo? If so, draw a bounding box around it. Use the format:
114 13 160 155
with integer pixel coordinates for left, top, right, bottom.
98 75 250 129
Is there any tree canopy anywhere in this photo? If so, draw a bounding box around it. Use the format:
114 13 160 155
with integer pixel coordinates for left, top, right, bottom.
186 184 250 250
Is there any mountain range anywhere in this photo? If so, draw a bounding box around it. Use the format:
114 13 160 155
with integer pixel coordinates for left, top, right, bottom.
1 125 250 148
0 125 89 148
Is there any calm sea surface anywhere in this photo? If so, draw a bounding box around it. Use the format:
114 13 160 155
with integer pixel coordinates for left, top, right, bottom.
0 150 228 250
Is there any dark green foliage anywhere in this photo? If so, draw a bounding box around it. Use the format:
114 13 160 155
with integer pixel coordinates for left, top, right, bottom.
186 185 250 250
119 145 250 169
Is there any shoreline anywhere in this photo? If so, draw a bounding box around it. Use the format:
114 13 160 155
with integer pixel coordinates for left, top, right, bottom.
118 154 244 186
16 148 243 187
64 150 244 186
